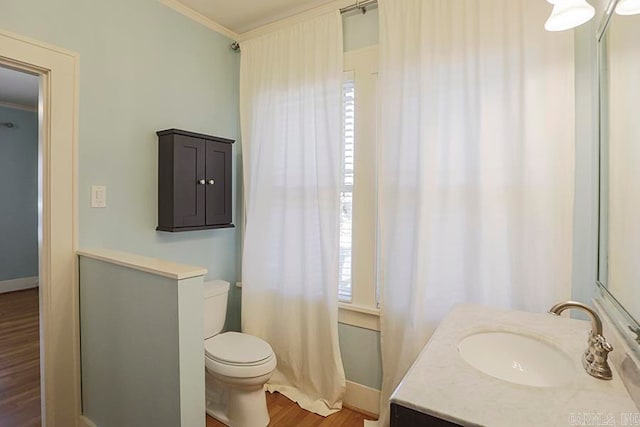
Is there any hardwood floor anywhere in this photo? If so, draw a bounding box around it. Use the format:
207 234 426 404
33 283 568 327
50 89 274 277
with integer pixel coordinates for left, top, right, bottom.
0 288 41 427
206 391 376 427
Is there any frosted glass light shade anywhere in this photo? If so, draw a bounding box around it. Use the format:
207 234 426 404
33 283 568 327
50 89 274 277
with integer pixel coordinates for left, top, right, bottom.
616 0 640 15
545 0 596 31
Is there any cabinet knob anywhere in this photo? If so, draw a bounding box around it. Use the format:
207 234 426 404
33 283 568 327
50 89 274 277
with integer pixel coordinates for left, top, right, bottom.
207 179 215 185
198 179 206 185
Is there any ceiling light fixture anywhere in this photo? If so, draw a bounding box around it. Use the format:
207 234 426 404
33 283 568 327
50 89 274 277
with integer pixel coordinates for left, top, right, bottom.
615 0 640 15
545 0 596 31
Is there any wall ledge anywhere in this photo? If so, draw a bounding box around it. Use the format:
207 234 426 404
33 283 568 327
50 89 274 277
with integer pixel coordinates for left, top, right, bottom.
339 302 380 331
77 248 207 280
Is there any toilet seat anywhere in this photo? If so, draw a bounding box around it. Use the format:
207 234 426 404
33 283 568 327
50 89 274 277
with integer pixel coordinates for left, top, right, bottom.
205 332 276 378
206 332 273 364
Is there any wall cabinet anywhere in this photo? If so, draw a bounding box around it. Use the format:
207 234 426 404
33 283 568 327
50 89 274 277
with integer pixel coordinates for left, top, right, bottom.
157 129 234 232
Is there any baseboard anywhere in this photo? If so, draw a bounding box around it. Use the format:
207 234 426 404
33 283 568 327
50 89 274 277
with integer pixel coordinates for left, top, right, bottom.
0 276 38 294
344 380 380 417
79 415 98 427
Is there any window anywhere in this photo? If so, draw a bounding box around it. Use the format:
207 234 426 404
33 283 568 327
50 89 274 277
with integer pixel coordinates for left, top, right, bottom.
339 77 355 302
338 46 380 329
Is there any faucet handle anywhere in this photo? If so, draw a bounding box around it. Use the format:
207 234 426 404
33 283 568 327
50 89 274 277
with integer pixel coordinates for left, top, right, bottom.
594 334 613 353
629 326 640 345
583 334 613 380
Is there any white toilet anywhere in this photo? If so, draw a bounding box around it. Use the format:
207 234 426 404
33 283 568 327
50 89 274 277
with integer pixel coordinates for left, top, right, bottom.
204 280 277 427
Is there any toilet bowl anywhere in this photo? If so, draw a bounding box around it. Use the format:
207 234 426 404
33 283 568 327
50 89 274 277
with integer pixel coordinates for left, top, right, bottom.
203 281 277 427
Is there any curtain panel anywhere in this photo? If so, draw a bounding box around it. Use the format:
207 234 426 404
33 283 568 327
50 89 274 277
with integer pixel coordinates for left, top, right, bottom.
239 11 346 417
373 0 575 425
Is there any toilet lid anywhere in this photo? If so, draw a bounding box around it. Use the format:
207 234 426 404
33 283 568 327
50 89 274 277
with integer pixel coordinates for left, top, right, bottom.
205 332 274 365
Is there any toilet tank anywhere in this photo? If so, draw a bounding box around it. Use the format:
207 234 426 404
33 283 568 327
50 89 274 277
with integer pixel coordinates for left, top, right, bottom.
204 280 230 339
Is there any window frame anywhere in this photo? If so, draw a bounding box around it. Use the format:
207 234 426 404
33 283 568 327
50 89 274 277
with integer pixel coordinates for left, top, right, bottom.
338 45 380 331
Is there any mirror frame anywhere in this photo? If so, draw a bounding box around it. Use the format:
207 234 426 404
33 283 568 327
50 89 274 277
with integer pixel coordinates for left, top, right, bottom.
595 0 640 350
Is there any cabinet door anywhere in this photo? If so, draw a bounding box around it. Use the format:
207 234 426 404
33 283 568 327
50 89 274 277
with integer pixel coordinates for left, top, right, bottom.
173 135 206 227
391 404 462 427
205 140 232 225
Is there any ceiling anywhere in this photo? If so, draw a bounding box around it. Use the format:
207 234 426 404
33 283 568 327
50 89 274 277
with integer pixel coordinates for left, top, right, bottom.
0 66 38 110
175 0 339 34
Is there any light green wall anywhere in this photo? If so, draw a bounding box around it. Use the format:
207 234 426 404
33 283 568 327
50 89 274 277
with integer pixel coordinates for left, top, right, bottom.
0 0 241 329
338 323 382 389
0 106 38 281
343 7 379 52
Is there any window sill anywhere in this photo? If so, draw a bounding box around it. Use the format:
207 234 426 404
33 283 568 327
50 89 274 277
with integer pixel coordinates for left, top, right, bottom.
338 302 380 331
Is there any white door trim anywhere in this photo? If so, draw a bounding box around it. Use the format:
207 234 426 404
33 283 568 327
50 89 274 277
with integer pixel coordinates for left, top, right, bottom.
0 29 80 426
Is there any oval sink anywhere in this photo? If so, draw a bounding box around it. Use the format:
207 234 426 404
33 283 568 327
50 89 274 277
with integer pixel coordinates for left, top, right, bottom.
457 331 576 387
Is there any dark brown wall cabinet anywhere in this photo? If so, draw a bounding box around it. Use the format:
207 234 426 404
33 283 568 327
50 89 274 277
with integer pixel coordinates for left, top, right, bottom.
157 129 234 232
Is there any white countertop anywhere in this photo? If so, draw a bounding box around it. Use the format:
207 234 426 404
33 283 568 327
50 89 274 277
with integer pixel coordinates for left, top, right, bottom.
390 304 639 426
78 248 208 280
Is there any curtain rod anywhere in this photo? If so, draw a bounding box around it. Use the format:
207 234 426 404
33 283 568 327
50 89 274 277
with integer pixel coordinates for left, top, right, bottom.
230 0 378 51
340 0 378 15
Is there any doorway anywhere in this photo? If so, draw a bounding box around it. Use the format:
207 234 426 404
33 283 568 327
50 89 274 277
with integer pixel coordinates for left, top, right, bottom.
0 64 40 425
0 29 80 427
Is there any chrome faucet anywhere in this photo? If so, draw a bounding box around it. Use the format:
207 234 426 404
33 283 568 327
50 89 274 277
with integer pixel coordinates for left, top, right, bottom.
548 301 613 380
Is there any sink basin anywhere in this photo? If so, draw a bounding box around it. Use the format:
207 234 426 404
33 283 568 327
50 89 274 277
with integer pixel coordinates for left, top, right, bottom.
457 331 576 387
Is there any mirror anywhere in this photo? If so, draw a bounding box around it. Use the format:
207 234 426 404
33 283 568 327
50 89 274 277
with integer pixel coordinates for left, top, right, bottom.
597 0 640 335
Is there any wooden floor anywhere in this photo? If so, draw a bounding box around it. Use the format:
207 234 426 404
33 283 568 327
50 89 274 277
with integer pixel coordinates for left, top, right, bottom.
206 392 376 427
0 288 41 427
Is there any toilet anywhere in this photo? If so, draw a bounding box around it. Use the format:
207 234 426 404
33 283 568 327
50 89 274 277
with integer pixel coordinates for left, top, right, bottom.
204 280 277 427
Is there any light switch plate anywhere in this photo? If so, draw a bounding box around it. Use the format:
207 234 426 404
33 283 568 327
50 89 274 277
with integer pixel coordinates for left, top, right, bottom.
91 185 106 208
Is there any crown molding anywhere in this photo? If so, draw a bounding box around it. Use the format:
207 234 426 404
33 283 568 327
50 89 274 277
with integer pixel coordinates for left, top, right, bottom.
157 0 239 41
157 0 375 46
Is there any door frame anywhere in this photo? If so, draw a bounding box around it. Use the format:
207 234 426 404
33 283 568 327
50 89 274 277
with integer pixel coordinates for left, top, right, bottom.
0 29 80 426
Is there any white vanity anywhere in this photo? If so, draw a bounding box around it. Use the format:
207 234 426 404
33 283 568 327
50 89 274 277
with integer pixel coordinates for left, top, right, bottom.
390 304 638 426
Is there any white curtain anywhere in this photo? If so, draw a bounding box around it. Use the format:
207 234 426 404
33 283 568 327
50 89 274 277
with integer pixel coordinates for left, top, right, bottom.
239 12 346 417
372 1 575 425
